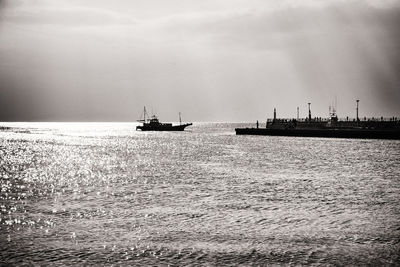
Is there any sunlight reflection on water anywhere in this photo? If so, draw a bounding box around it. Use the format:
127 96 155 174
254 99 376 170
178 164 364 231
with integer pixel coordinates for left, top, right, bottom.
1 122 399 265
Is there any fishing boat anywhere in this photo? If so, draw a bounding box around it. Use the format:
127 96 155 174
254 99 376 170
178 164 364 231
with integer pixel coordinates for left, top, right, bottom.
136 107 192 131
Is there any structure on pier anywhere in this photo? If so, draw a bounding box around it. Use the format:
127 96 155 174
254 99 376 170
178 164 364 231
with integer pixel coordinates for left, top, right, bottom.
236 100 400 140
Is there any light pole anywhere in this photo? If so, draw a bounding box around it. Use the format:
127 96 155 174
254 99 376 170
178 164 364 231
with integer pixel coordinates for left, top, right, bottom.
356 99 360 122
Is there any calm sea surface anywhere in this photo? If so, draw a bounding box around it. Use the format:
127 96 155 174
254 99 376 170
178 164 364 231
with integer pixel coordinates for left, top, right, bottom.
1 122 399 266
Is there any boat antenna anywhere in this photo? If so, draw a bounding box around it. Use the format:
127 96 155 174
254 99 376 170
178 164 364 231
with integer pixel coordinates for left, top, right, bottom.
179 112 182 125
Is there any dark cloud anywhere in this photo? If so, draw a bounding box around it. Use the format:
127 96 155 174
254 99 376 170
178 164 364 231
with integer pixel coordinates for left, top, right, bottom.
0 72 39 121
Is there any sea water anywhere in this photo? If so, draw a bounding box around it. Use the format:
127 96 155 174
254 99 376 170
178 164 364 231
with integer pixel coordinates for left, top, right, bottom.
1 122 399 265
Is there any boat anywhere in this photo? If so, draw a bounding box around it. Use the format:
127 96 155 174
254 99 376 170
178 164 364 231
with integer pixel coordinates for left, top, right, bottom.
136 107 192 131
235 102 400 140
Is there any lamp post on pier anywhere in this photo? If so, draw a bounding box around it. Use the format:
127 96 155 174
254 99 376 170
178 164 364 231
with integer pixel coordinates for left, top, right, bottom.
356 99 360 123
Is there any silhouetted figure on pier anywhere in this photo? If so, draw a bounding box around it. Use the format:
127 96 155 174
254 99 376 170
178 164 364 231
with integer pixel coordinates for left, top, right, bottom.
256 120 259 129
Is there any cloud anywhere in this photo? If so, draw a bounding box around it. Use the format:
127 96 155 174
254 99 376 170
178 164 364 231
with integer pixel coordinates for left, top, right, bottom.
151 1 399 47
0 1 135 26
0 0 399 121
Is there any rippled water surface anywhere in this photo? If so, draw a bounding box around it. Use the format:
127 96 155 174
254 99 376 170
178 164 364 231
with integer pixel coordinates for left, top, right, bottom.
1 122 399 265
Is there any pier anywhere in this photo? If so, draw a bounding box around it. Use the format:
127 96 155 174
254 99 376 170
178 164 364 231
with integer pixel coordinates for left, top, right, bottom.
235 101 400 140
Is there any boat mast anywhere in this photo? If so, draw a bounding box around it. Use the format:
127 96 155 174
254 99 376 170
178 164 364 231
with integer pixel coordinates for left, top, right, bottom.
137 106 148 122
335 95 337 115
179 112 182 125
142 106 149 122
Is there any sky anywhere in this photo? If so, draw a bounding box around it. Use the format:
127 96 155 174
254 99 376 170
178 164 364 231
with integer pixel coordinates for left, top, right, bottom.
0 0 399 122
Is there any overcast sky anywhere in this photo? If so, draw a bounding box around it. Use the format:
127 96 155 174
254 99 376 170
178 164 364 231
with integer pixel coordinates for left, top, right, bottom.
0 0 399 122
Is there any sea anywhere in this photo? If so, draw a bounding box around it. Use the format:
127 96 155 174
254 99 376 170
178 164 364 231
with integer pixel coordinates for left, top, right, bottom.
1 122 399 266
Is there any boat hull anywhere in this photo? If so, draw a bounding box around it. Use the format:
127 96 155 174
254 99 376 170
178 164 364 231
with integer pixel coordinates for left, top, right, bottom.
136 123 192 131
235 128 400 140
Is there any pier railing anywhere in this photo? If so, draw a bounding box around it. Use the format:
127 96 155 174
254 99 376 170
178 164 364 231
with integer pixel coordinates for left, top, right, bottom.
266 117 399 123
265 117 400 129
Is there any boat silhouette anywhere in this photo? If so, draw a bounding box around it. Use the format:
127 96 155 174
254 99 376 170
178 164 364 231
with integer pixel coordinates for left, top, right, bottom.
136 107 192 131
